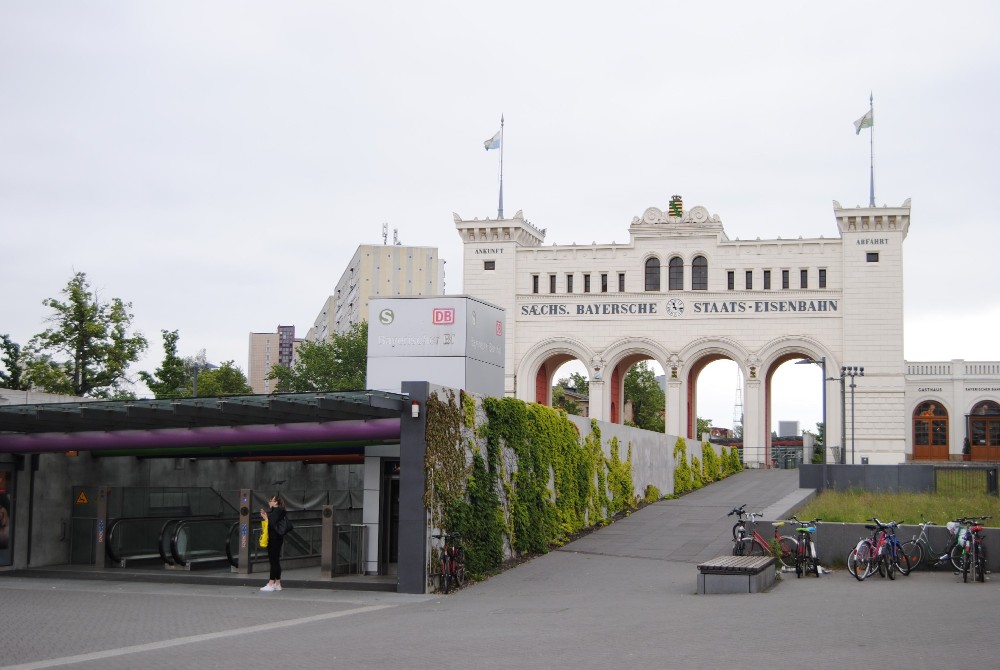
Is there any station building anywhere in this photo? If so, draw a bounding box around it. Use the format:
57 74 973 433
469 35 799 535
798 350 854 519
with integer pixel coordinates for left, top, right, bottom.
456 198 1000 465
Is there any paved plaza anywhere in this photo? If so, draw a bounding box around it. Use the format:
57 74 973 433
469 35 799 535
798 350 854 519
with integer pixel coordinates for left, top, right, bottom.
2 469 995 670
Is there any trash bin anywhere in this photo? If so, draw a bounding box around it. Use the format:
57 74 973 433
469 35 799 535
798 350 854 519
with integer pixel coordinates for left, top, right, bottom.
784 454 796 469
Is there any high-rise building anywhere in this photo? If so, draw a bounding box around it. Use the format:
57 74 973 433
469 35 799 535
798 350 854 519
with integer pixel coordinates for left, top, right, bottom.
307 244 444 341
247 325 302 394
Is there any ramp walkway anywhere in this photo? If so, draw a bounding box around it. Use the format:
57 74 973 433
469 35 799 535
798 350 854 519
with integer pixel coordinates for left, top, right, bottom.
561 467 812 564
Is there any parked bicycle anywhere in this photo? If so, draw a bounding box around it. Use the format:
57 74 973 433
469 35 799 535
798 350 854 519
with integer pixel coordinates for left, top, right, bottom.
899 517 964 572
729 505 796 569
956 516 992 583
789 516 821 578
848 518 910 581
432 532 466 593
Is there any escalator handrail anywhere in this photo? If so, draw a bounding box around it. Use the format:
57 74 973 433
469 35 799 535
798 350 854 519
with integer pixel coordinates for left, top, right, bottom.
170 517 238 567
106 514 227 563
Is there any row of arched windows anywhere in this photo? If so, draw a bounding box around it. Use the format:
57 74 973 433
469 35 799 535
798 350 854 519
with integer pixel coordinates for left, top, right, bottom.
644 256 708 291
912 400 1000 460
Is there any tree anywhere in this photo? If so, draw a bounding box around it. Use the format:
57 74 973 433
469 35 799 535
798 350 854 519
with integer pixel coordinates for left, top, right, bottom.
25 272 148 398
556 371 589 395
139 330 188 398
623 361 665 432
552 385 583 416
696 417 712 440
268 321 367 392
0 335 30 390
189 361 252 397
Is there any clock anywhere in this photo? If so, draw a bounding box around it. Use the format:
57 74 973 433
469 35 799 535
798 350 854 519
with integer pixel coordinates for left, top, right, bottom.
665 298 684 317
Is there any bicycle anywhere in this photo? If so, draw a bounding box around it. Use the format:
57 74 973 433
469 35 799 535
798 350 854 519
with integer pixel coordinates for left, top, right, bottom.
957 516 992 583
790 516 821 578
432 532 466 593
848 519 910 581
899 517 964 572
729 506 796 569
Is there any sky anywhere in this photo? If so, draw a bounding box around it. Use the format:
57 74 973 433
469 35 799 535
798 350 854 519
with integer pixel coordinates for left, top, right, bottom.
2 2 998 433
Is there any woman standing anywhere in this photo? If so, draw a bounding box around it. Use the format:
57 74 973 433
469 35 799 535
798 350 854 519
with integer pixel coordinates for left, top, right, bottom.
259 495 287 592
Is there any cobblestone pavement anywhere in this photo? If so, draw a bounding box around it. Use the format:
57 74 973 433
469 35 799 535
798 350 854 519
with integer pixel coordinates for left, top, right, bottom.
1 470 994 670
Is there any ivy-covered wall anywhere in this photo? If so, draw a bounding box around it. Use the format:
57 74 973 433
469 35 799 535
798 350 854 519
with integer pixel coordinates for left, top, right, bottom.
423 390 715 585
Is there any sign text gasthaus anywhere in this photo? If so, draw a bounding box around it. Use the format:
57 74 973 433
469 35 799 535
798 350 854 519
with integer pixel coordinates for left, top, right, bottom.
520 299 839 317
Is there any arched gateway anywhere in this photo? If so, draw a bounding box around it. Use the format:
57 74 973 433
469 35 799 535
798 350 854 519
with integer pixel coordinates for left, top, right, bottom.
456 198 925 465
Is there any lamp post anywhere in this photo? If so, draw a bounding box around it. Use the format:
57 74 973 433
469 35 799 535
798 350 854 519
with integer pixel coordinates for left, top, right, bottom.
841 366 864 464
795 356 827 463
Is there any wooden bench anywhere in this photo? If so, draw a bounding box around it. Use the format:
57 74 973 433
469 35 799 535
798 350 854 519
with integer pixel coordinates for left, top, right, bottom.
697 555 776 594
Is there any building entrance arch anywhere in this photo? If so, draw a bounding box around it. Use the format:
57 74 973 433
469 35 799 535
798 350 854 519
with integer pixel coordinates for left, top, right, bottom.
912 401 948 460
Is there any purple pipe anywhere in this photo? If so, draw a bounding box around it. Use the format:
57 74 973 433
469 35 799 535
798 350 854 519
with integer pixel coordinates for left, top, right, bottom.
0 418 401 454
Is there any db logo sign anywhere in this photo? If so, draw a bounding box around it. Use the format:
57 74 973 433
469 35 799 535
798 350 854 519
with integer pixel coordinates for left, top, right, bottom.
432 308 455 325
496 321 503 336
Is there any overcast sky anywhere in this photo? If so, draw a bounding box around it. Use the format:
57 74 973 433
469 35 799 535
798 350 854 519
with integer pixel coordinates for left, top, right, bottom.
2 2 998 432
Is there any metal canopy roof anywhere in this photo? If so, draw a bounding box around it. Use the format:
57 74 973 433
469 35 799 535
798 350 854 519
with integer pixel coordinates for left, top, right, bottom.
0 390 408 435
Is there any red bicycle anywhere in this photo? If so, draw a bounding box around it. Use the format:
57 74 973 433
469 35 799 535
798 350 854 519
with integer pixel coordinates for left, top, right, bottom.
729 505 796 569
432 532 466 593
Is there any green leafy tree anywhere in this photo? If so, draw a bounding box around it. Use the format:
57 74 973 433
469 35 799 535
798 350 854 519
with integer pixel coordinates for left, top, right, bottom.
623 361 665 432
189 361 252 397
552 385 582 415
139 330 188 398
25 272 148 398
556 371 589 395
696 416 712 440
0 334 30 390
268 321 367 392
808 422 826 463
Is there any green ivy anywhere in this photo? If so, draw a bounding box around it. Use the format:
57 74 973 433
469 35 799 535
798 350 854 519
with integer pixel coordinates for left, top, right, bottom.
701 442 720 483
423 391 466 530
673 437 692 495
690 454 703 489
447 447 504 577
643 484 661 504
606 436 635 515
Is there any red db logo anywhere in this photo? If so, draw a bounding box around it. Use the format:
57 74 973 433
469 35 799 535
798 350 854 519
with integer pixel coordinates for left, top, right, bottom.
432 308 455 325
496 321 503 336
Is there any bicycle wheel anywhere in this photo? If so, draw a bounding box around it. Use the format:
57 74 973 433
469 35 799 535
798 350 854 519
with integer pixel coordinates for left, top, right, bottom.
748 538 768 557
894 543 912 577
795 545 803 578
441 557 452 593
732 538 747 556
732 522 743 541
900 540 923 571
971 543 980 583
962 550 970 583
976 544 986 583
810 540 820 577
455 564 466 588
849 541 874 581
885 549 895 580
777 536 797 570
950 545 964 572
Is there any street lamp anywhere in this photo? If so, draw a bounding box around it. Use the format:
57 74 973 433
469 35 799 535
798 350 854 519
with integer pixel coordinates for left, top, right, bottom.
795 356 827 463
841 366 864 464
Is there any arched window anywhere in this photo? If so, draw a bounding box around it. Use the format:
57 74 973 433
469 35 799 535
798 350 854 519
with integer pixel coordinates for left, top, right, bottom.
644 257 661 291
969 400 1000 460
668 257 683 291
692 255 708 290
912 401 948 460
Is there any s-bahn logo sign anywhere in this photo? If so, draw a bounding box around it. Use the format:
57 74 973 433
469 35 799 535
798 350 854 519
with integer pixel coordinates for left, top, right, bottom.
519 298 839 318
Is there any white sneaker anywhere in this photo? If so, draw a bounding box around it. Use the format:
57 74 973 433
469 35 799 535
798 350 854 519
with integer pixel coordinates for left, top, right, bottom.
273 585 282 591
260 584 275 592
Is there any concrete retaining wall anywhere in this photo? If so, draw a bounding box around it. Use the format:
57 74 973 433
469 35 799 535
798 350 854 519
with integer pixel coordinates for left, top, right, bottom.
769 519 1000 572
799 464 935 493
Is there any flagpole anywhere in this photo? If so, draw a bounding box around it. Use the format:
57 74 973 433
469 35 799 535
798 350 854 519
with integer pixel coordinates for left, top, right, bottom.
498 115 504 219
868 93 875 207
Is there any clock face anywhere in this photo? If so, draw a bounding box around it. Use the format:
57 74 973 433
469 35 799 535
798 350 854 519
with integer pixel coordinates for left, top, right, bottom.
665 298 684 317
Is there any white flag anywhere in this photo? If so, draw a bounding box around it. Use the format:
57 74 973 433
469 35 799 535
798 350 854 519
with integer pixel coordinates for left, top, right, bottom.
483 130 501 151
853 109 873 135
